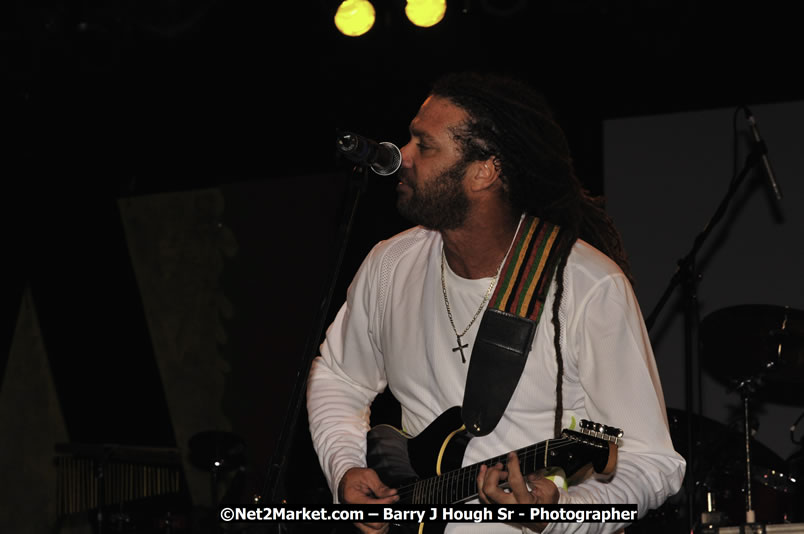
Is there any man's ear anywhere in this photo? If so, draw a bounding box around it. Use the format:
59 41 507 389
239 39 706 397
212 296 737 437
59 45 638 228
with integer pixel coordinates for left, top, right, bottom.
468 156 502 193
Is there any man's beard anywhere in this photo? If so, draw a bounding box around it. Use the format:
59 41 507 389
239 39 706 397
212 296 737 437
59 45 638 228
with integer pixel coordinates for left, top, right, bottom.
396 159 470 231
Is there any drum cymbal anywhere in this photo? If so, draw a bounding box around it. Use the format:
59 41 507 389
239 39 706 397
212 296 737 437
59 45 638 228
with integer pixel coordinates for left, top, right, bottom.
700 304 804 404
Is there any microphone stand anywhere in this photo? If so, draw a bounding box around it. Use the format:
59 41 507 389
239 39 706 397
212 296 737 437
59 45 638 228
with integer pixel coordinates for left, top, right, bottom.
644 140 766 533
262 163 370 533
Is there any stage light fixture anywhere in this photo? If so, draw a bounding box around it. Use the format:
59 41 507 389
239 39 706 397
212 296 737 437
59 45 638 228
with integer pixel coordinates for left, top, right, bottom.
405 0 447 28
334 0 376 37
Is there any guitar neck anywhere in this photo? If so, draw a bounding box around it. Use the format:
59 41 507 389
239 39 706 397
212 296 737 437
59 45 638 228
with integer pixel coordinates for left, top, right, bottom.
400 439 558 505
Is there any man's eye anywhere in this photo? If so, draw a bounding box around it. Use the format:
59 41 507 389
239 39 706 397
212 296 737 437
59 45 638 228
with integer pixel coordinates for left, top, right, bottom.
417 143 430 151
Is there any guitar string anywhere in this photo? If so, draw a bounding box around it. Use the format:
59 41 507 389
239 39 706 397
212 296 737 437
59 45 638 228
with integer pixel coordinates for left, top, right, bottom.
400 451 545 504
390 432 618 503
395 450 549 503
396 438 613 504
390 436 613 503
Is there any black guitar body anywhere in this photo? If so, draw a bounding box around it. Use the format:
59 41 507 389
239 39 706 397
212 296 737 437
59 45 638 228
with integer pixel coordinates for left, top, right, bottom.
366 407 469 534
367 406 471 498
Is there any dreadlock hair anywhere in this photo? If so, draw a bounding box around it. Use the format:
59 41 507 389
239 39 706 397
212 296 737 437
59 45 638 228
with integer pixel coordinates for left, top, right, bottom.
430 72 633 437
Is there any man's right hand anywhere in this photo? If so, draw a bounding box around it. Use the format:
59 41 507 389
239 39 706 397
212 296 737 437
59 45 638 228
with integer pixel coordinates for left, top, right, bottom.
338 467 398 533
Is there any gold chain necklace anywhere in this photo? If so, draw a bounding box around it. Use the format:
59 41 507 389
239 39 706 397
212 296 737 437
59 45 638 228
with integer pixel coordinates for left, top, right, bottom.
440 215 525 363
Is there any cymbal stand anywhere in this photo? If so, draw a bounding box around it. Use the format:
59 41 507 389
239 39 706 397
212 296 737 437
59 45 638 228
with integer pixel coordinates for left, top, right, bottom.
736 376 759 524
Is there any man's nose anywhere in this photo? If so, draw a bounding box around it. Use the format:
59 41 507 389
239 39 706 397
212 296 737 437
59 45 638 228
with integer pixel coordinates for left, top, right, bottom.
399 141 414 168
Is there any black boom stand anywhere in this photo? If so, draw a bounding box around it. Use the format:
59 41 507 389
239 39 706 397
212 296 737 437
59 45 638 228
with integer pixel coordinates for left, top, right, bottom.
262 164 370 532
644 126 770 534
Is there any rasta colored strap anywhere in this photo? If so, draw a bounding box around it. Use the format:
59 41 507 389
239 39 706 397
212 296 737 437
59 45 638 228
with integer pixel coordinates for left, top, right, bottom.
462 216 572 436
491 217 565 322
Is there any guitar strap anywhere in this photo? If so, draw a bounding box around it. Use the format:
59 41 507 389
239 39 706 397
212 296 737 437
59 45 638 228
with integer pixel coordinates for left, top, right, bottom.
462 216 573 436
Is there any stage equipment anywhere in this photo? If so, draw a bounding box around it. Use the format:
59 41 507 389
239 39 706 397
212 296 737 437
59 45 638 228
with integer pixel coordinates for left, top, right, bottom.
55 443 186 533
642 105 786 531
627 408 798 532
696 305 803 530
743 106 783 205
701 305 804 406
336 131 402 176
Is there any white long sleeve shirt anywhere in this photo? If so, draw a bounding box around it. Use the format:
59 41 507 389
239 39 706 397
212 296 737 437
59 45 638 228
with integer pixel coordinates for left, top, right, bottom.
307 226 685 533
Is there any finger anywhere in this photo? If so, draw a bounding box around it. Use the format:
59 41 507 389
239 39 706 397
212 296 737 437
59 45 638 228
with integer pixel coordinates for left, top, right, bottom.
529 476 560 505
342 468 398 505
477 464 489 503
523 473 559 504
367 480 398 504
343 481 378 505
350 486 398 505
373 483 398 499
368 493 398 505
483 462 513 504
506 452 533 504
363 469 398 498
479 464 506 503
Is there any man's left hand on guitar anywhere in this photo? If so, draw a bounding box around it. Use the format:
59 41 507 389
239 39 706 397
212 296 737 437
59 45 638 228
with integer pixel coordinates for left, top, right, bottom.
477 451 559 532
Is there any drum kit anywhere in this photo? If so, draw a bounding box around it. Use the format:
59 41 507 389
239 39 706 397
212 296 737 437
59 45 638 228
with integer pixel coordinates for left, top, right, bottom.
629 304 804 533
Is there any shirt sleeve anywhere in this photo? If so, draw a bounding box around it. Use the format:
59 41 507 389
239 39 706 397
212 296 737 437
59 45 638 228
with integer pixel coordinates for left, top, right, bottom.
543 272 686 534
306 247 388 502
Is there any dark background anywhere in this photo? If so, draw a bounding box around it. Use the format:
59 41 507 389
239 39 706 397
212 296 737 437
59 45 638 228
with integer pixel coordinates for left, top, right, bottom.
1 0 802 531
3 0 801 197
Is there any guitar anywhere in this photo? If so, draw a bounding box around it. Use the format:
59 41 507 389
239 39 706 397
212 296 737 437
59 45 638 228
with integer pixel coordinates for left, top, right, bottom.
365 406 622 533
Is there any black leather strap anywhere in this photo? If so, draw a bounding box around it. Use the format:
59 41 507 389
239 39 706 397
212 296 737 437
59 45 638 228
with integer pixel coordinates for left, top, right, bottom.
461 308 537 436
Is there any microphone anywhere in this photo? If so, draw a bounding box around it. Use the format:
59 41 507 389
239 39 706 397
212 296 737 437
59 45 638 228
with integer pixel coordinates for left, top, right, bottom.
336 132 402 176
744 106 783 202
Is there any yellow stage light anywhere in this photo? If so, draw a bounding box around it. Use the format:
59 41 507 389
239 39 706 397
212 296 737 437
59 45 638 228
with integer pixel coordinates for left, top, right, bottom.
334 0 376 37
405 0 447 28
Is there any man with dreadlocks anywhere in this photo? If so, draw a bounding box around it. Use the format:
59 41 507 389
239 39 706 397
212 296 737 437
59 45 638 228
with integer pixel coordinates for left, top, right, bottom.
307 72 685 533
